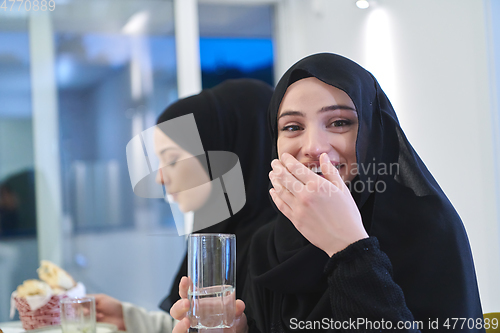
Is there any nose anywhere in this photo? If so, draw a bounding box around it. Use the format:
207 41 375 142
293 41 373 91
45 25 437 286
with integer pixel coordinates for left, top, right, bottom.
155 167 169 186
302 128 332 159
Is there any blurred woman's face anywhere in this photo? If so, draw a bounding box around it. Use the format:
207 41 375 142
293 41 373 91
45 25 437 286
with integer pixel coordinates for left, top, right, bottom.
277 77 358 182
154 128 212 212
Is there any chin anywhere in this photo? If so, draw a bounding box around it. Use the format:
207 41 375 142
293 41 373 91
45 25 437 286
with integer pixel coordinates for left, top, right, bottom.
178 200 192 213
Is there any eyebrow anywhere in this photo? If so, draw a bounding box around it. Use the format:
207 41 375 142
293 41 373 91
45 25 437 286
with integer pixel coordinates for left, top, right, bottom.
158 147 179 155
278 104 357 120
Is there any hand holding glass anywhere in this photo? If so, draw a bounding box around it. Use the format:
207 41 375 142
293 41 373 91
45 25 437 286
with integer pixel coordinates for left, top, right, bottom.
188 233 236 330
60 296 96 333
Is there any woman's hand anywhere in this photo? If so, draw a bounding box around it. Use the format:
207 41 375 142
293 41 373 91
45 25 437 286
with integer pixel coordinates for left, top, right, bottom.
170 277 248 333
92 294 126 331
269 152 368 257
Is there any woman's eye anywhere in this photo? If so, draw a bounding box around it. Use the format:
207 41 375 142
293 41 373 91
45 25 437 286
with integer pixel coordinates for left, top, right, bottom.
163 156 179 167
280 124 302 132
331 119 352 127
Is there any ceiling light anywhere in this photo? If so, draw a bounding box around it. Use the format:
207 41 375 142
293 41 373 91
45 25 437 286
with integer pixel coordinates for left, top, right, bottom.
122 11 150 35
356 0 370 9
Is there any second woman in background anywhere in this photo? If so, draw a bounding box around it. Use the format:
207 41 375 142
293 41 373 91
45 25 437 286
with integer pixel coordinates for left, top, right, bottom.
94 78 277 333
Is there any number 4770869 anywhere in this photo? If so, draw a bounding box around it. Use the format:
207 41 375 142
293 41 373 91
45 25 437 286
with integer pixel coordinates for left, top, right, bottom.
1 0 56 12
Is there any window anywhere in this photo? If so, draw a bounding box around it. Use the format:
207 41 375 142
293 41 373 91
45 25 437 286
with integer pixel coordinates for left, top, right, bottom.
198 4 275 88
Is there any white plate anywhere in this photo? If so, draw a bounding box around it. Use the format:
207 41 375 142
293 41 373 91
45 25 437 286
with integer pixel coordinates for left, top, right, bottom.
0 328 25 333
28 323 118 332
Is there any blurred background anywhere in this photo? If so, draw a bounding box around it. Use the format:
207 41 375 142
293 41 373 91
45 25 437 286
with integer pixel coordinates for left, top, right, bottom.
0 0 499 321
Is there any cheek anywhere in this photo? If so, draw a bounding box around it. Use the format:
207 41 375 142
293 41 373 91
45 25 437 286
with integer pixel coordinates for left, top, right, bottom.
277 136 299 158
179 160 204 187
347 132 357 163
334 132 357 162
183 158 211 192
179 179 211 212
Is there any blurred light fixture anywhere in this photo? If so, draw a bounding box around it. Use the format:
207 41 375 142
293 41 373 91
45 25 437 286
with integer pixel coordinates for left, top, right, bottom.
122 11 150 35
356 0 370 9
56 55 75 87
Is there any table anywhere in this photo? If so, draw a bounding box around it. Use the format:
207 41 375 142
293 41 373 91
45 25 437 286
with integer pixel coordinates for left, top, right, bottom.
0 321 25 333
0 321 125 332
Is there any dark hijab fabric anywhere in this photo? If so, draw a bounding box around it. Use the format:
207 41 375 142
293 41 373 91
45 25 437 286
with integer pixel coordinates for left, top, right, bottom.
246 53 483 331
157 79 277 311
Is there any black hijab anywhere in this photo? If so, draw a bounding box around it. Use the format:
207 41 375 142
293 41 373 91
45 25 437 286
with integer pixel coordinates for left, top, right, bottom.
157 79 277 311
245 53 483 331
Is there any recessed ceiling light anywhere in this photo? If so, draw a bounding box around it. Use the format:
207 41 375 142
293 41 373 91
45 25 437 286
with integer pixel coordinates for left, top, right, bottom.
356 0 370 9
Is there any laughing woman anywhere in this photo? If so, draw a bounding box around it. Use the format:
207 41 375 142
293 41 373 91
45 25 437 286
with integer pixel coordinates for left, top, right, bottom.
170 54 484 333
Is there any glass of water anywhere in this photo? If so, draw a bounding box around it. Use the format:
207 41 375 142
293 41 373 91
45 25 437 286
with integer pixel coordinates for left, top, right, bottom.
60 296 96 333
188 233 236 331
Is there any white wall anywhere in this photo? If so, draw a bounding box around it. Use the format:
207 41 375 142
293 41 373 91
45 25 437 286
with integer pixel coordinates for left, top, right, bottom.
274 0 500 312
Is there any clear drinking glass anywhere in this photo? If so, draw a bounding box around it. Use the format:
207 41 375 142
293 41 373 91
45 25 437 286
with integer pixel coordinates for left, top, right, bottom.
60 296 96 333
188 233 236 331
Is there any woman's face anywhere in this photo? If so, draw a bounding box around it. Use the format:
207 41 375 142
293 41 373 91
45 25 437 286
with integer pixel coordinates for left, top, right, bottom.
154 128 212 212
277 77 358 182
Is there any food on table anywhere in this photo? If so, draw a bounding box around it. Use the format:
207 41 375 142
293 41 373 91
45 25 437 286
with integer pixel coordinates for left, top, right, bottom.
12 261 81 331
37 260 76 290
16 279 52 297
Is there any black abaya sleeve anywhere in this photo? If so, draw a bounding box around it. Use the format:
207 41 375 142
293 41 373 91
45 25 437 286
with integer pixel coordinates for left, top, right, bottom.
243 236 419 333
242 223 279 333
326 237 485 333
159 253 188 312
326 237 420 333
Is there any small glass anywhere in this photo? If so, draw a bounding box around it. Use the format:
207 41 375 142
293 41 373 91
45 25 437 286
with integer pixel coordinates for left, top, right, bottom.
60 296 96 333
188 233 236 331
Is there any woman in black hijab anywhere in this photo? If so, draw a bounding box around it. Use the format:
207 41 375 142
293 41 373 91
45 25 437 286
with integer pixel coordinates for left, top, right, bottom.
94 79 276 332
171 53 484 333
157 78 277 311
243 53 484 332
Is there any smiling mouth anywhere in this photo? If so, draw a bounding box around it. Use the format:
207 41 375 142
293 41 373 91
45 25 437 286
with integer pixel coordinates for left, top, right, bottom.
310 165 323 176
309 164 341 176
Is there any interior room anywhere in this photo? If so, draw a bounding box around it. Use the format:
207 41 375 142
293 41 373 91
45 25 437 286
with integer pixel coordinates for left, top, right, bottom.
0 0 499 331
